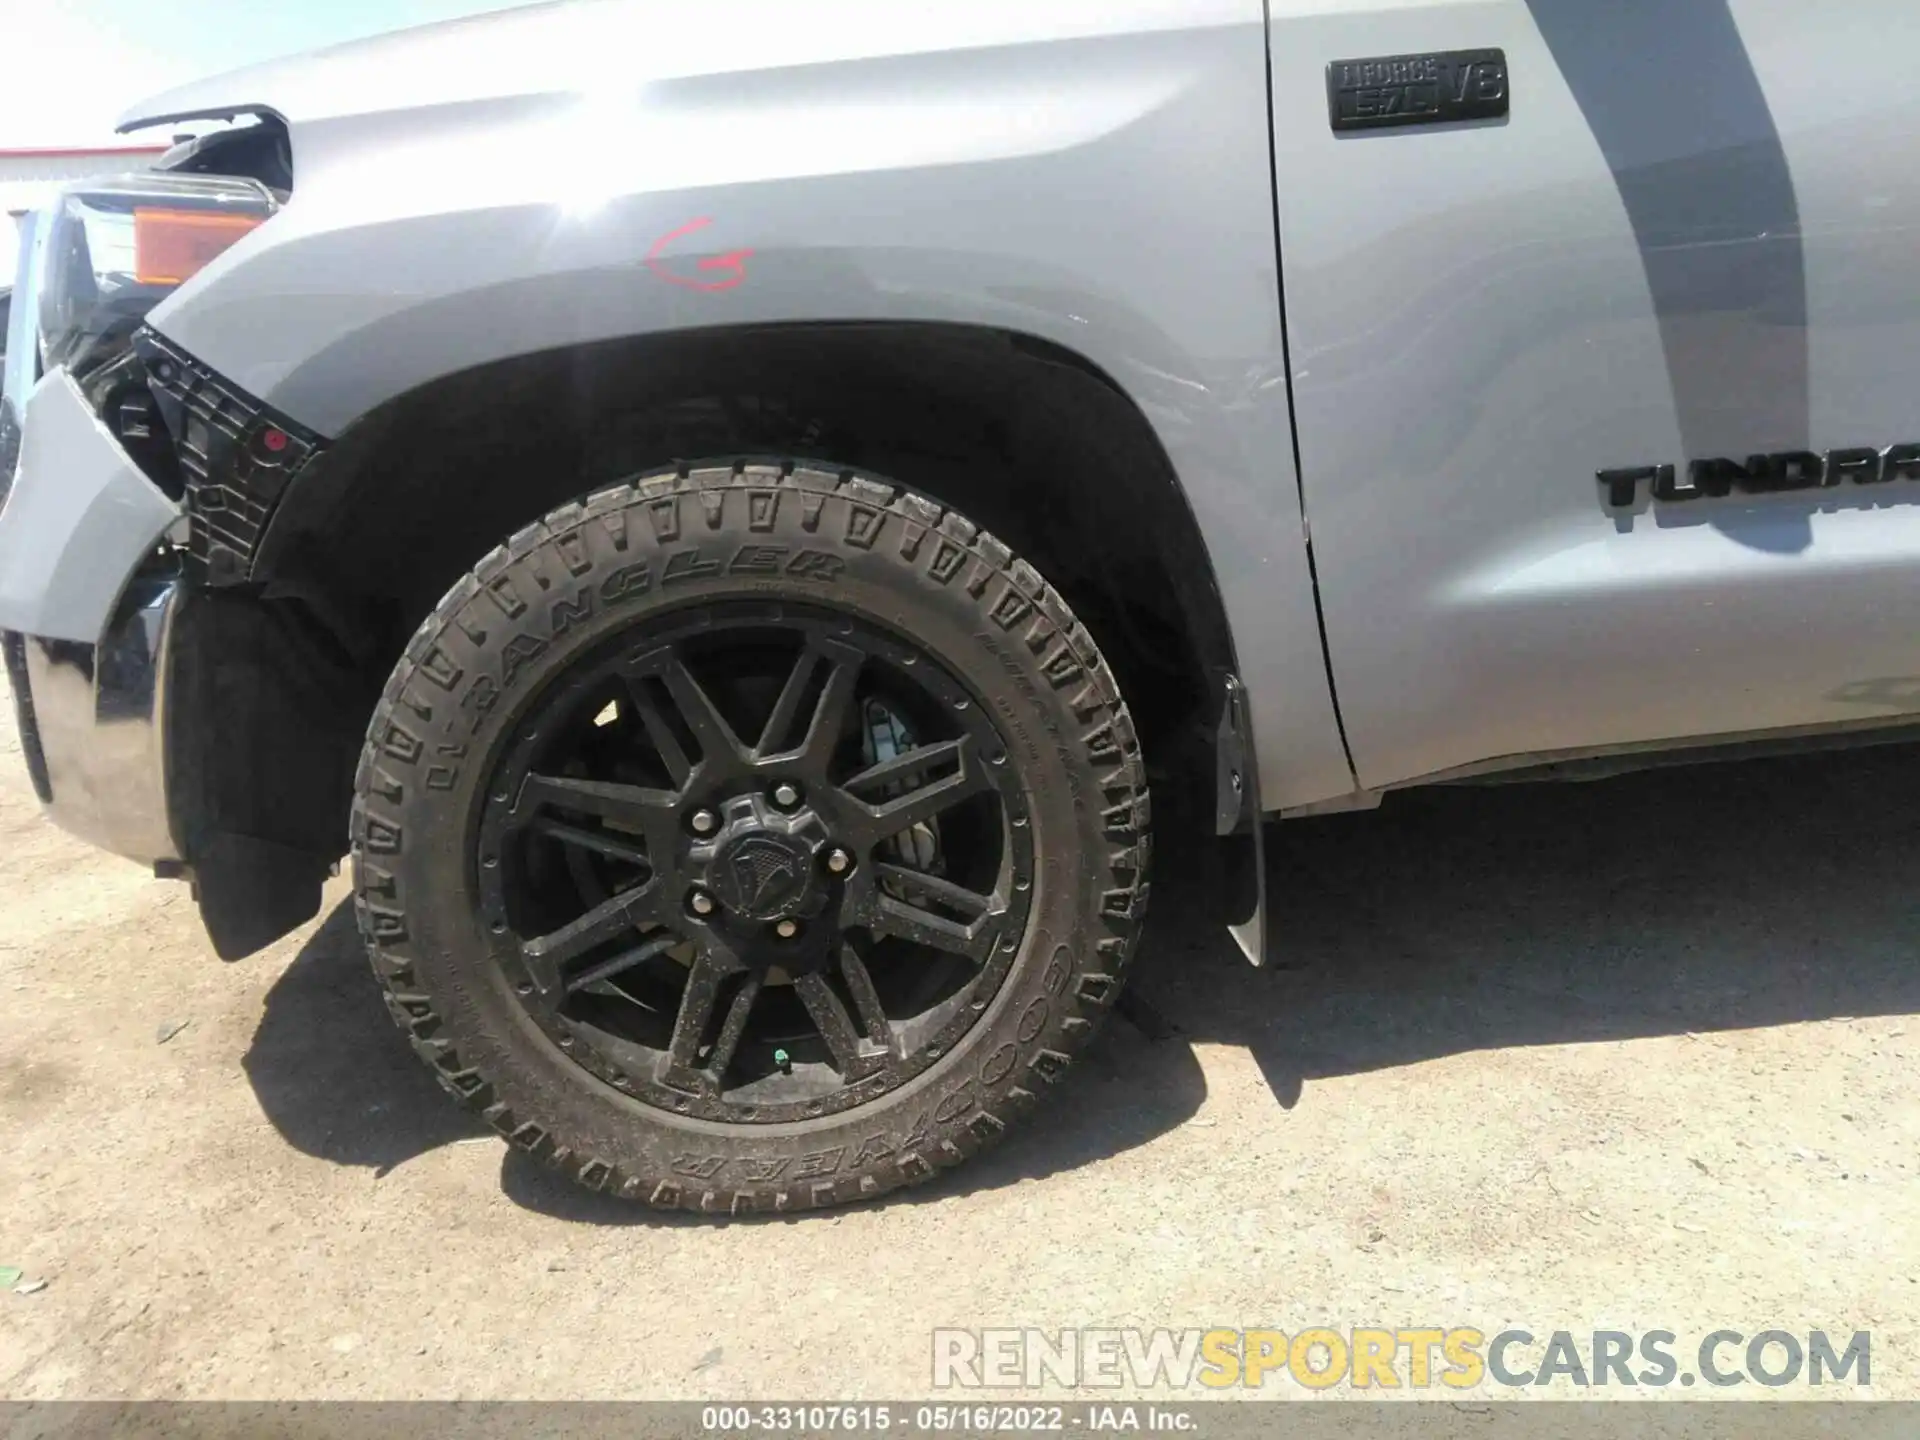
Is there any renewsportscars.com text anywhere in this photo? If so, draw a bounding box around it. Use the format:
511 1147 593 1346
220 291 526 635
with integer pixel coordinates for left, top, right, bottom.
931 1327 1871 1392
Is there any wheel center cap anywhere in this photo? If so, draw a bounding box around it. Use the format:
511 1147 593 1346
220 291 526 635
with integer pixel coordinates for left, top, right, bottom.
712 831 816 920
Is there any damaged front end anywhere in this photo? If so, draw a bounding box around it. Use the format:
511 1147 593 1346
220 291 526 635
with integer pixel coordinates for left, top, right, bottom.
1 134 368 958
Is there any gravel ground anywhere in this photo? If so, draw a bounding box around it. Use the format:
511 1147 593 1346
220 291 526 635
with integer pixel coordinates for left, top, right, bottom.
1 689 1915 1403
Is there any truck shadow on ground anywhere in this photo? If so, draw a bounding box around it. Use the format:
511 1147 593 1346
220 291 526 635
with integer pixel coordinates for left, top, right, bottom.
244 740 1920 1222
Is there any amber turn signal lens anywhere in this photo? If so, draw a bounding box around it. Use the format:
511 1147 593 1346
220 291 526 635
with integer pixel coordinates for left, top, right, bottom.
132 208 265 286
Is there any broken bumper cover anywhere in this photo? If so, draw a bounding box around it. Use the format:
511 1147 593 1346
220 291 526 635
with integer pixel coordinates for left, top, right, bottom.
0 369 186 866
0 369 183 644
0 348 353 959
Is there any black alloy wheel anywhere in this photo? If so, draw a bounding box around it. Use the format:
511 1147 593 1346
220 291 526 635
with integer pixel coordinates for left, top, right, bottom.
476 602 1035 1124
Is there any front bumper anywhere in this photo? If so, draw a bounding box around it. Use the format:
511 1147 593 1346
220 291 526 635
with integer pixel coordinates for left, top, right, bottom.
0 369 183 643
3 571 183 867
0 340 352 956
0 367 187 867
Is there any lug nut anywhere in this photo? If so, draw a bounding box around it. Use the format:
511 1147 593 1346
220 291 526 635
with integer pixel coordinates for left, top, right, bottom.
826 848 852 875
776 919 800 939
689 889 715 916
772 782 801 809
690 809 718 836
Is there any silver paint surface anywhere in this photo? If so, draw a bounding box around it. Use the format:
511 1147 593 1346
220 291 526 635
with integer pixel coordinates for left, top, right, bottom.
1270 0 1920 788
126 0 1356 810
106 0 1920 806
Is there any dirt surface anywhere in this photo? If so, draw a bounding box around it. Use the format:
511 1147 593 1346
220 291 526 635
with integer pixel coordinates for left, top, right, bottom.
1 686 1916 1402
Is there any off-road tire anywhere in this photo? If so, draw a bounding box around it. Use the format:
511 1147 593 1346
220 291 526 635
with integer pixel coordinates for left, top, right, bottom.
351 462 1150 1213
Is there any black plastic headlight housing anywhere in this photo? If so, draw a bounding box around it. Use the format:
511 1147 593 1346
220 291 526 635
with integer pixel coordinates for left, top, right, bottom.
37 173 278 383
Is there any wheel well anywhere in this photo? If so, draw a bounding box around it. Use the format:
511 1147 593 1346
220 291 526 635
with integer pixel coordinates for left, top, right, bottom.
204 323 1235 940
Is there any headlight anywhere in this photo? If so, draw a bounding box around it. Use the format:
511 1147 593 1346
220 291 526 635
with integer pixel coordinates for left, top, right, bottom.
37 173 277 381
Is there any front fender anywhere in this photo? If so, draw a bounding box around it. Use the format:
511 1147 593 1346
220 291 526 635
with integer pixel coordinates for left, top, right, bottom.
139 1 1354 810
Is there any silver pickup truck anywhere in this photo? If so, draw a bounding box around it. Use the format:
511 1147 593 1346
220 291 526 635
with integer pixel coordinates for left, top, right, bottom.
3 1 1912 1212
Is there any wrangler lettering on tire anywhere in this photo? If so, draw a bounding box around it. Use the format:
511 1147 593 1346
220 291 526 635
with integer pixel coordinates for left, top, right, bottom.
351 462 1149 1212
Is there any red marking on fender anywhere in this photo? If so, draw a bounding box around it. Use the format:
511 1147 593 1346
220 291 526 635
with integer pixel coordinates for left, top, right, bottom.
645 217 753 293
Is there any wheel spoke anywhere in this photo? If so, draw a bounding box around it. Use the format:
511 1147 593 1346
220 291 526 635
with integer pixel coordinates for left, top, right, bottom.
623 679 695 789
838 943 897 1056
659 944 742 1093
636 648 750 783
532 817 650 869
566 930 681 995
843 736 967 795
521 886 659 994
758 641 863 773
703 971 764 1082
758 648 821 757
870 891 1001 962
803 654 862 772
517 774 678 857
872 863 998 921
795 971 883 1078
842 738 989 846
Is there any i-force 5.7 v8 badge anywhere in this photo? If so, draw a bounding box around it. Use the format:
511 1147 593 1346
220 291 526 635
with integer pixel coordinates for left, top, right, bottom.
1326 49 1509 132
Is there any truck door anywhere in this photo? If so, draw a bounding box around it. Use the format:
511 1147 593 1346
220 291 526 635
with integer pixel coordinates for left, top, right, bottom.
1269 1 1920 788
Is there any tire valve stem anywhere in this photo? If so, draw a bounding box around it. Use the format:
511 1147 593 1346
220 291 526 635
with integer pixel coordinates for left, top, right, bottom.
773 1047 792 1074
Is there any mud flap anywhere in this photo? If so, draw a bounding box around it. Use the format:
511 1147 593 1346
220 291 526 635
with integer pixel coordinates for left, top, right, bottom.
1215 675 1266 965
170 590 370 959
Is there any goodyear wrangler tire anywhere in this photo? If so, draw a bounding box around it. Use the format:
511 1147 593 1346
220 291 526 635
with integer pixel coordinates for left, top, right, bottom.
352 462 1150 1212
